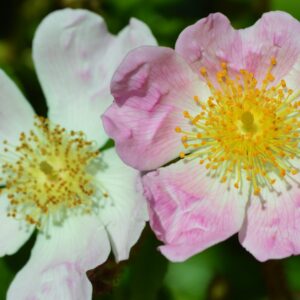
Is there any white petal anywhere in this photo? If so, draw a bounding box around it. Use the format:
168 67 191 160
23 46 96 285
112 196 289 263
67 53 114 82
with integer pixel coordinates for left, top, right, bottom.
7 214 110 300
8 263 92 300
0 70 34 147
0 194 34 256
97 148 148 262
33 8 157 147
109 17 158 67
0 71 35 243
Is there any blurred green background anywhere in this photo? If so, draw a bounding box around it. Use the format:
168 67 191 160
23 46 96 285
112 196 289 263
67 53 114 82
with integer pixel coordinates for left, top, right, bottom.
1 0 300 299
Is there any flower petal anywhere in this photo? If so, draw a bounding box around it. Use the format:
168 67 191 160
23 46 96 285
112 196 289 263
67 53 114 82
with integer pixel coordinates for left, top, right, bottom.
103 46 209 170
33 9 156 147
8 263 92 300
143 160 248 261
175 13 243 78
0 70 34 147
176 12 300 86
239 180 300 261
240 11 300 83
97 148 147 262
143 159 247 262
0 194 34 256
7 215 110 300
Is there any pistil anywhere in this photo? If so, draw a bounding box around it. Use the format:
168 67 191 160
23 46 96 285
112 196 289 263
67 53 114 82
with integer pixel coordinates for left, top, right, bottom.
175 59 300 195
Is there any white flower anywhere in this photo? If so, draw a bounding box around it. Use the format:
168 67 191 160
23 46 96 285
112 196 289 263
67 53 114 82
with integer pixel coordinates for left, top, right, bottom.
0 8 157 300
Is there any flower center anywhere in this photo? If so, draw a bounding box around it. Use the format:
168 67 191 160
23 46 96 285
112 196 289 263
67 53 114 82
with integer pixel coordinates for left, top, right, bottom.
241 111 256 133
0 116 108 229
175 58 300 196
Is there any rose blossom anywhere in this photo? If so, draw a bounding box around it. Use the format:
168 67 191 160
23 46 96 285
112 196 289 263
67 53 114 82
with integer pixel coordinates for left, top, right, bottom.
0 8 156 299
103 11 300 262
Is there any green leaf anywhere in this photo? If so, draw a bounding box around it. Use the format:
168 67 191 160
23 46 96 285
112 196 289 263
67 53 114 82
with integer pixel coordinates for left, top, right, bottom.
284 256 300 291
129 228 169 300
164 246 221 300
0 258 14 299
0 232 36 299
270 0 300 20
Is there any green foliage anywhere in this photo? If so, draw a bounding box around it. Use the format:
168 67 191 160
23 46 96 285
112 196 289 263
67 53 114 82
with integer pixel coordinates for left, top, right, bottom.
0 259 14 299
0 233 36 299
271 0 300 19
164 248 217 300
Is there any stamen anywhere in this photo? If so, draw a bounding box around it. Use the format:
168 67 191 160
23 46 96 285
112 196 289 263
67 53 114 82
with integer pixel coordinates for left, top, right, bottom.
176 58 300 196
0 116 109 229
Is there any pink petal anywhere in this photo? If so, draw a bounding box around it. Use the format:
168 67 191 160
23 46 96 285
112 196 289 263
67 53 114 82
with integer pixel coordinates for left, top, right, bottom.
33 9 156 147
143 159 247 261
103 46 208 170
176 12 300 86
239 180 300 261
241 11 300 83
175 13 243 78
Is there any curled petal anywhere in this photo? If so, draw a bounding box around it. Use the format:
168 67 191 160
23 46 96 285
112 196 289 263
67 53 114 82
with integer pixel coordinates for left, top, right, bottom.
143 159 247 261
103 46 208 170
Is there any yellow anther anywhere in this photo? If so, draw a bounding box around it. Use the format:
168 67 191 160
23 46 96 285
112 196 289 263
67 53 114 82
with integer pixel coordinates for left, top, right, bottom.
220 176 227 183
181 136 187 142
280 169 286 177
291 169 298 175
221 61 227 69
193 95 200 104
175 56 300 196
254 188 261 196
200 67 207 76
267 73 275 82
183 111 190 118
271 57 277 65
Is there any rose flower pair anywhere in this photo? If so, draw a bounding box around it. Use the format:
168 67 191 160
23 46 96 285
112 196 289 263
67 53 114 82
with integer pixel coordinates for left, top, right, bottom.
1 8 300 299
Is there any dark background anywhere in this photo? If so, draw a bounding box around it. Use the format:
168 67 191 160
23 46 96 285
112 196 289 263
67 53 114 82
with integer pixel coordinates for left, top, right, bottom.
1 0 300 299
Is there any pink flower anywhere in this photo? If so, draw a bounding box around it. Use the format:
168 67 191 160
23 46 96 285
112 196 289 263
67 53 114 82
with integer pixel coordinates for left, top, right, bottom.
0 8 157 299
103 11 300 262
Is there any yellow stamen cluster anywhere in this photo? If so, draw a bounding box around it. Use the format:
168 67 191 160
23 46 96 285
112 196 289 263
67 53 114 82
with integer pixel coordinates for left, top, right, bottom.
175 58 300 195
1 116 108 229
